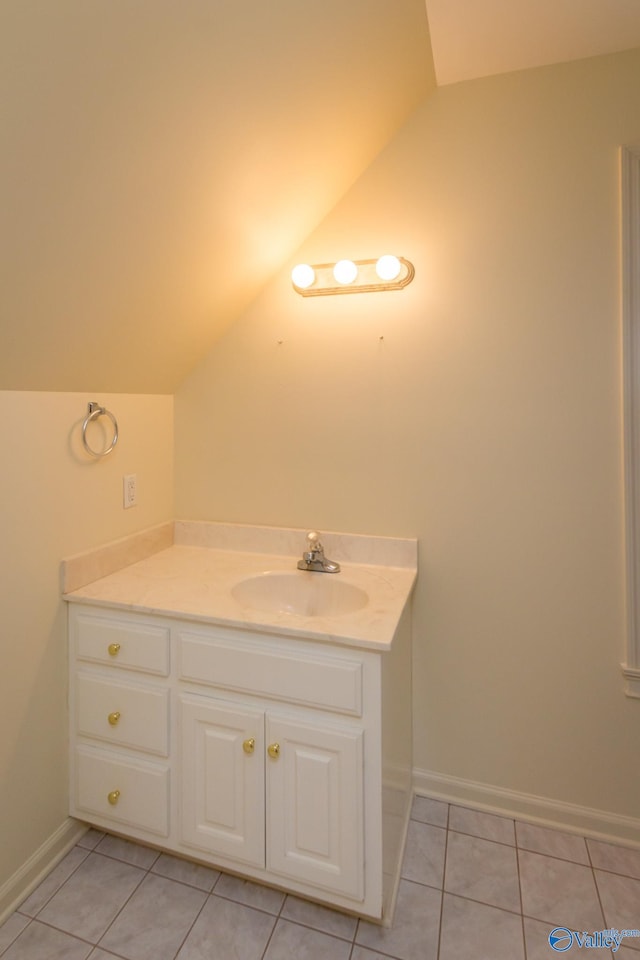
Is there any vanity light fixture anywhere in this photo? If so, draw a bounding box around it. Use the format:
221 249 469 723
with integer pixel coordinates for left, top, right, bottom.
291 256 415 296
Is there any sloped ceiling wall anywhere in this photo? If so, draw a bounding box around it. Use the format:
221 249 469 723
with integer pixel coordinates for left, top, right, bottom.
426 0 640 85
0 0 434 393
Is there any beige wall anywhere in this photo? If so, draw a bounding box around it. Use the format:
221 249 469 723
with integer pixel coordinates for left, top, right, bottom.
176 49 640 821
0 392 173 888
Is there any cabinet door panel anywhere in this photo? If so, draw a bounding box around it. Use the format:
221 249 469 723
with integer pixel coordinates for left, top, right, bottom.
266 716 364 901
180 696 264 867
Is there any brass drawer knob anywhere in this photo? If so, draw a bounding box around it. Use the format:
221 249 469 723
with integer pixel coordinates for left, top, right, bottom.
108 711 121 726
243 738 255 755
267 742 280 760
107 789 121 805
108 643 121 657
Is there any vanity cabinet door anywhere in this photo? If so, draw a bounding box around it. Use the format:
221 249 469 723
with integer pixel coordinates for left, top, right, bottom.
180 695 265 867
265 715 365 901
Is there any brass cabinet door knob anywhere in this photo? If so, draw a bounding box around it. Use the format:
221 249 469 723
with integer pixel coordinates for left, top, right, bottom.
267 742 280 759
108 643 121 657
243 738 256 755
107 789 121 805
108 711 121 726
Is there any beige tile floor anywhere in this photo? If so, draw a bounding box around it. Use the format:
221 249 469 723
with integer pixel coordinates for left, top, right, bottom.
1 796 639 959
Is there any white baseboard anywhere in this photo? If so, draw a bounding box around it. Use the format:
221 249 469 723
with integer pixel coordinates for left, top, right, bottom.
0 818 88 925
413 768 640 848
622 662 640 698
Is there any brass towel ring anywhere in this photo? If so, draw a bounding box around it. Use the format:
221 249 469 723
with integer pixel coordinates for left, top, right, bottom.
81 402 119 459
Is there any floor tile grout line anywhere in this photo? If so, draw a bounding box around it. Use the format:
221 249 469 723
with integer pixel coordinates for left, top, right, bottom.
173 873 295 960
514 818 529 960
258 922 276 960
8 914 120 956
351 939 410 960
167 883 218 960
447 826 516 849
92 852 155 952
87 943 128 959
591 863 640 882
353 915 362 954
208 888 284 920
445 804 640 866
0 917 32 959
434 802 450 960
445 824 607 866
15 842 93 921
439 886 531 922
257 883 289 960
589 845 612 935
149 864 221 894
76 829 106 853
401 870 526 917
516 846 590 866
272 912 357 946
93 838 163 871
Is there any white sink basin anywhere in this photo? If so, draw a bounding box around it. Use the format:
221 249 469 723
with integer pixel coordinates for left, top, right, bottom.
231 571 368 618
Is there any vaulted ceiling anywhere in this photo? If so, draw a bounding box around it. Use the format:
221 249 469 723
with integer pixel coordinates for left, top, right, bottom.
0 0 433 393
2 0 640 393
427 0 640 85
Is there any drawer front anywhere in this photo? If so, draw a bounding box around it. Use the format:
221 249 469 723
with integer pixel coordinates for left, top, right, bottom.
74 613 170 676
76 674 169 756
179 633 363 716
74 746 169 836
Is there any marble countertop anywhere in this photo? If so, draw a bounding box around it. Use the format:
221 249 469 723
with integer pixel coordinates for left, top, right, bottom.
63 522 417 650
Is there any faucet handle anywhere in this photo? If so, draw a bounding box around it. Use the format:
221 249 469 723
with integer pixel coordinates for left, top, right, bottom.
305 531 324 559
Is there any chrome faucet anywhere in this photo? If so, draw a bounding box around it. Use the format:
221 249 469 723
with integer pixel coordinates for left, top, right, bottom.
297 531 341 573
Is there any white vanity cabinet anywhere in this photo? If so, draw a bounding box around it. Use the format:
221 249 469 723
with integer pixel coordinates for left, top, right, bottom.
68 602 412 921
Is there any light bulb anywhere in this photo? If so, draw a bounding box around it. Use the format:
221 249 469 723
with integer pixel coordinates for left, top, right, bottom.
291 263 316 289
333 259 358 285
376 255 401 281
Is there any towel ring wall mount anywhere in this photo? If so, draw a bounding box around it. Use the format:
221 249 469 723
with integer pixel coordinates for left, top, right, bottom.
81 402 119 459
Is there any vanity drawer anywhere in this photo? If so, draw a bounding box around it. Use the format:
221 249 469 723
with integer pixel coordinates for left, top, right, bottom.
74 746 169 837
178 632 363 716
73 612 170 676
76 674 169 756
